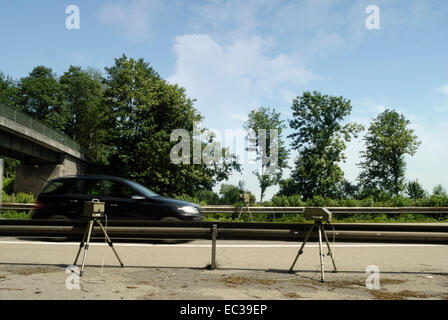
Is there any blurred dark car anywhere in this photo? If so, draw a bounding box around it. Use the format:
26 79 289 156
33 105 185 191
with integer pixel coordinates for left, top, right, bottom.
32 175 203 221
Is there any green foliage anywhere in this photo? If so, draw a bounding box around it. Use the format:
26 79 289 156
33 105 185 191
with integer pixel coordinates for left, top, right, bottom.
102 55 240 197
0 72 20 108
1 192 34 203
2 177 15 194
358 109 420 196
194 189 220 205
218 182 256 206
288 91 363 199
276 178 299 197
405 180 428 200
244 107 289 202
174 194 207 206
2 157 19 179
0 210 32 219
16 66 69 132
59 66 109 164
432 184 447 197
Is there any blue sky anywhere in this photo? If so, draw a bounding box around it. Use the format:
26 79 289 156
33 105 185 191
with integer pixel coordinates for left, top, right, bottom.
1 0 448 200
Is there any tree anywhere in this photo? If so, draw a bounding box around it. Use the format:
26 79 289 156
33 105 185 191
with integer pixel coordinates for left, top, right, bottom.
244 107 289 202
103 55 240 196
358 109 420 196
405 180 427 200
195 189 220 205
0 72 20 107
16 66 69 131
333 179 361 199
432 184 447 197
276 178 299 197
1 156 19 179
218 181 256 205
288 91 363 199
59 66 109 164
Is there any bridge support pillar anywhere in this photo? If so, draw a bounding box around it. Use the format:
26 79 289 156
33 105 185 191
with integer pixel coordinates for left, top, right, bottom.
14 156 86 196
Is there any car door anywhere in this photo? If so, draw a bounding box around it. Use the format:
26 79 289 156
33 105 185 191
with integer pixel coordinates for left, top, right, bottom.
38 179 83 218
103 179 146 219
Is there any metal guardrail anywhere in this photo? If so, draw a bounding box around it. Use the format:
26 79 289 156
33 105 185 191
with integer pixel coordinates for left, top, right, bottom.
2 203 448 215
1 219 447 270
0 103 88 154
204 205 448 214
0 219 447 241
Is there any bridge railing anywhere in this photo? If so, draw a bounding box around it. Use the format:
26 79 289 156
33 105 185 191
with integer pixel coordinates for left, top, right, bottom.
0 103 89 155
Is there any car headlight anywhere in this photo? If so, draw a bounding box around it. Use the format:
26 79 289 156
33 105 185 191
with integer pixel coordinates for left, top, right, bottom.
178 206 200 215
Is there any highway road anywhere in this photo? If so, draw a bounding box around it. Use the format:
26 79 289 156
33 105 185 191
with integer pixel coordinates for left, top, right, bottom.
0 237 447 300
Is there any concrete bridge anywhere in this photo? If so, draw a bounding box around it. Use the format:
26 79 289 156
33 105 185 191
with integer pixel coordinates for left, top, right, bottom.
0 103 89 196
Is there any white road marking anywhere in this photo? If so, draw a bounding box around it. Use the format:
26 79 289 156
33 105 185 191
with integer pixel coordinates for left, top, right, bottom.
0 241 444 248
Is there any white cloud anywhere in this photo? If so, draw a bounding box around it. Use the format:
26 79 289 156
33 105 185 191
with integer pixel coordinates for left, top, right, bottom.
440 85 448 96
231 113 248 122
167 34 316 128
98 0 162 41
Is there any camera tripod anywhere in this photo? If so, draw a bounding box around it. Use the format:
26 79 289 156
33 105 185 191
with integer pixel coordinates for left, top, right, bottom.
288 220 337 282
73 216 124 277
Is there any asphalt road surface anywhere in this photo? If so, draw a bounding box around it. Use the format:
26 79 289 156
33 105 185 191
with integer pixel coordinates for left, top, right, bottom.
0 237 447 300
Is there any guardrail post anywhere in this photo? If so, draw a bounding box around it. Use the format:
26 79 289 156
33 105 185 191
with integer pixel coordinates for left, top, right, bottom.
211 224 218 270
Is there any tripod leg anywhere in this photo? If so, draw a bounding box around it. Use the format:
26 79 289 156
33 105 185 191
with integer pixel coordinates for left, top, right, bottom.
318 223 325 282
289 223 315 273
80 220 94 277
247 207 253 221
237 207 243 220
96 220 124 267
322 224 337 272
74 222 89 265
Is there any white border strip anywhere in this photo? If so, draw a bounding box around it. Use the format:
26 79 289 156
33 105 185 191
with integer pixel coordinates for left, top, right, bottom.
0 241 443 248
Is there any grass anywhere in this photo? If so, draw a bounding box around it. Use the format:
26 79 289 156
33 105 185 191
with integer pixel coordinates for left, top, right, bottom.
0 210 32 219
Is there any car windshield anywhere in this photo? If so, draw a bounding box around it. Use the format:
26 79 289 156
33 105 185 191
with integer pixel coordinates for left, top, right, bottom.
127 180 159 197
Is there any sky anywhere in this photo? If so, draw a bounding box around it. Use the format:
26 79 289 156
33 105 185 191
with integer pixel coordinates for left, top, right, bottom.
1 0 448 200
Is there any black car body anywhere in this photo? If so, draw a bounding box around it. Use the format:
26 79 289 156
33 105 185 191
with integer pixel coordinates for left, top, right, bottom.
32 175 203 221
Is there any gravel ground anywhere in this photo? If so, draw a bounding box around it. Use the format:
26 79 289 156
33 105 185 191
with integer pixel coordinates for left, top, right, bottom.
0 263 447 300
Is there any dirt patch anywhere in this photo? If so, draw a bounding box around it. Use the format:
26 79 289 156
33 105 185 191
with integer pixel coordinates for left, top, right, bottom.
284 292 302 299
369 289 429 300
125 280 153 286
222 277 278 288
223 277 249 287
0 288 24 291
327 280 365 289
381 278 408 285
